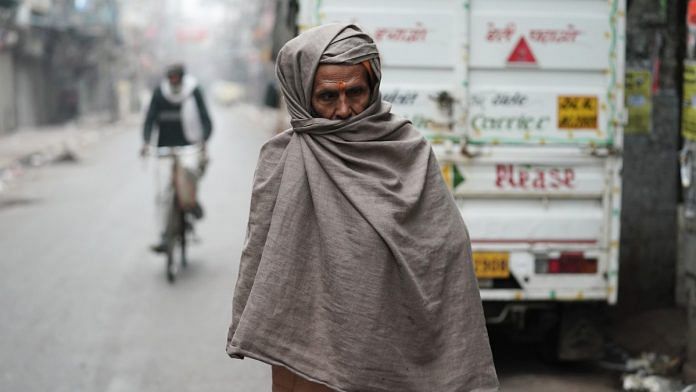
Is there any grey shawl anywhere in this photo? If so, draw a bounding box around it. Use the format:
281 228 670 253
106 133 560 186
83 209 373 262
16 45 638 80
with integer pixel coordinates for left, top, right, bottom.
227 24 498 392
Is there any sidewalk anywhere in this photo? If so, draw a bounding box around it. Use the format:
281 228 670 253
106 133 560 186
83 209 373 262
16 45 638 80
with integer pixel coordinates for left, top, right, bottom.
0 115 139 192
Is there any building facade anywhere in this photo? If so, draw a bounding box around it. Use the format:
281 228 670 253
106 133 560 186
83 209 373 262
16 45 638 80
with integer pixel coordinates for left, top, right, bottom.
0 0 121 133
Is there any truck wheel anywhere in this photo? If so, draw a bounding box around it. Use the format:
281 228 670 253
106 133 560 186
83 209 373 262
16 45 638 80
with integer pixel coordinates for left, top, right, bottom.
557 306 605 361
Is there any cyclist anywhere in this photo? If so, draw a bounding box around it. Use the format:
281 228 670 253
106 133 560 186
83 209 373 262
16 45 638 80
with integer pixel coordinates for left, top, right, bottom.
141 64 213 253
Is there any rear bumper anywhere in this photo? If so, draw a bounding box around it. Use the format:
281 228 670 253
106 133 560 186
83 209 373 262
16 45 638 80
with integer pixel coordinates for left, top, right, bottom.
480 288 612 302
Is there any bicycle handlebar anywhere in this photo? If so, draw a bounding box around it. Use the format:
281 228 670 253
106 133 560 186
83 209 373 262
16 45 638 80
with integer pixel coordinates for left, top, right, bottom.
144 145 205 158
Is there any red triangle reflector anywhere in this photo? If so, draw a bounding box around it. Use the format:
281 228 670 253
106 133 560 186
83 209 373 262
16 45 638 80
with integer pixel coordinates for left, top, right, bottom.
507 37 537 65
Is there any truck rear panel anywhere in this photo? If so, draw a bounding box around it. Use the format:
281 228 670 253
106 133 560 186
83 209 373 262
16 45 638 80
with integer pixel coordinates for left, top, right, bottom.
299 0 625 305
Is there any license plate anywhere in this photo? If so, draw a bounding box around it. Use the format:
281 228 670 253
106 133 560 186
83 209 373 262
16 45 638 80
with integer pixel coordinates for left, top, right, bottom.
473 252 510 279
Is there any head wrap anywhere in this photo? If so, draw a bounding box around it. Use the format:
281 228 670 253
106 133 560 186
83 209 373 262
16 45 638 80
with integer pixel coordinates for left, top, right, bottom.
274 24 405 139
227 23 498 392
319 27 378 88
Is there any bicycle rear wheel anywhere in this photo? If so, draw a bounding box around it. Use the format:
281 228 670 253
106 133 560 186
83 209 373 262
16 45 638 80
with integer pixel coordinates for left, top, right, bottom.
180 212 188 269
166 211 187 283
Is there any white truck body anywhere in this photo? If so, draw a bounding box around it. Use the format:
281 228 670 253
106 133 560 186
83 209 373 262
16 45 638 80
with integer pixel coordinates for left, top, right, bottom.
297 0 625 320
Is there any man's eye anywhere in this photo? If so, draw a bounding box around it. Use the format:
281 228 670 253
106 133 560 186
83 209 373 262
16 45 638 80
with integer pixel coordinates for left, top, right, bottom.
319 92 337 101
347 87 365 96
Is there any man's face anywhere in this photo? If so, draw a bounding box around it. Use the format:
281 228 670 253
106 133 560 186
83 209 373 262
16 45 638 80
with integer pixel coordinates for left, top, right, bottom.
311 64 371 120
168 73 182 90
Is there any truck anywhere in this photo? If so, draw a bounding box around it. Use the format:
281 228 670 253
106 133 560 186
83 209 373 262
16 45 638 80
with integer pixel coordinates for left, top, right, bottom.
293 0 626 360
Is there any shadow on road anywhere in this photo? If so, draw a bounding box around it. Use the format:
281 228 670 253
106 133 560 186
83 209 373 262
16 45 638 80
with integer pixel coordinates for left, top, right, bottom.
490 330 620 391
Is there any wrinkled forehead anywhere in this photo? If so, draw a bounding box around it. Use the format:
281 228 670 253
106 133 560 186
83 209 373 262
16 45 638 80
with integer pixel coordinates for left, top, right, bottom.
313 63 371 90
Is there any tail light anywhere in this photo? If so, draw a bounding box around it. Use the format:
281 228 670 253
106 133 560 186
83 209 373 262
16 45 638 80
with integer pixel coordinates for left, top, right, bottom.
535 252 598 274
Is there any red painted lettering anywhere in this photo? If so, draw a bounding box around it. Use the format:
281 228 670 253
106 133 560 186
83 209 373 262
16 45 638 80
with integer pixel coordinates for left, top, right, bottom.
529 24 582 44
486 22 516 42
518 168 530 188
374 23 428 43
496 165 575 190
496 164 512 187
563 168 576 188
532 170 546 189
549 169 561 189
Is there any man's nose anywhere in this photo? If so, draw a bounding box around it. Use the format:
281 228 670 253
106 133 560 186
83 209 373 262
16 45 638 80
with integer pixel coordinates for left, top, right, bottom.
334 95 351 120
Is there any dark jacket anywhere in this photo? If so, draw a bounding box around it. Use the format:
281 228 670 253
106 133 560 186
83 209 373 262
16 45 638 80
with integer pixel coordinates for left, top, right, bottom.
143 84 213 147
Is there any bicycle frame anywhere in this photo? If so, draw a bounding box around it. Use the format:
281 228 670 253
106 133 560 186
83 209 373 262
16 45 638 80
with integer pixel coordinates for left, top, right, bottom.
152 145 203 211
147 145 203 282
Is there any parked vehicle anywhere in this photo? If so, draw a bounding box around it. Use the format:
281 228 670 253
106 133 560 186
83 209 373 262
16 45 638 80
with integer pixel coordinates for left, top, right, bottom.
296 0 626 360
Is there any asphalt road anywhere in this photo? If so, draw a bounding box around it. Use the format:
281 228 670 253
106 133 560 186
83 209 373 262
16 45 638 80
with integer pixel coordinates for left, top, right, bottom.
0 104 620 391
0 105 275 392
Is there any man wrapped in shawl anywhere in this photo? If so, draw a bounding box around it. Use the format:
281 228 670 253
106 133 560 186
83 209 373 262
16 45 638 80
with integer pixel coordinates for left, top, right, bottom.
226 23 499 392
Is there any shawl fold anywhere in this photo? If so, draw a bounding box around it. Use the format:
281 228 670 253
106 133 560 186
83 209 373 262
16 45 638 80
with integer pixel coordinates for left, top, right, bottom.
160 75 203 143
227 23 498 392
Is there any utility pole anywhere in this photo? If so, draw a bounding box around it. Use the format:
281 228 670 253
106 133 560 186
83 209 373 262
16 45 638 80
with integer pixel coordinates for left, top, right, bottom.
682 0 696 383
621 0 682 314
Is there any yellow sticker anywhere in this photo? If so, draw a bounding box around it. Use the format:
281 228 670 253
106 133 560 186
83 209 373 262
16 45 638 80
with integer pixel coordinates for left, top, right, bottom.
557 96 599 130
625 70 652 134
683 62 696 141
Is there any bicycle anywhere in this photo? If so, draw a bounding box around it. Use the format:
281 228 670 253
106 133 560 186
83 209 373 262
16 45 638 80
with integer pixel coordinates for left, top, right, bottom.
149 146 204 283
